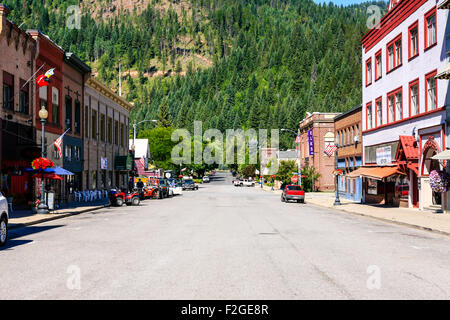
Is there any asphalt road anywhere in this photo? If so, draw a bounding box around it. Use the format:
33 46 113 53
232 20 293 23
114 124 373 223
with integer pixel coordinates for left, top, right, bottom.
1 172 450 299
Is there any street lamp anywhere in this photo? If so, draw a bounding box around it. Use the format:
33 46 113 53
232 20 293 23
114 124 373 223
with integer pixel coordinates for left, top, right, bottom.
333 137 341 206
132 119 157 148
37 106 49 214
281 128 301 187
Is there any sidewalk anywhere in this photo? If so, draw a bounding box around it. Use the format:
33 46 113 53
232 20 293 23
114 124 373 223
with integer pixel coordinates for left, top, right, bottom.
8 200 110 229
259 185 450 236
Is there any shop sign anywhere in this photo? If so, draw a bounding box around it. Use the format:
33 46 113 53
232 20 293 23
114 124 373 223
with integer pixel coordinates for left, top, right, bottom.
101 157 108 170
376 146 391 165
308 130 314 156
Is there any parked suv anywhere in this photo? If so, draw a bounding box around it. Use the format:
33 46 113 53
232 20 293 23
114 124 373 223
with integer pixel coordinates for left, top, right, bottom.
0 191 9 247
281 185 305 203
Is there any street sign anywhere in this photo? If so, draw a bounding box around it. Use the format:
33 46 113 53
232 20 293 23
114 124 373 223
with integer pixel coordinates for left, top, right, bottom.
291 175 298 183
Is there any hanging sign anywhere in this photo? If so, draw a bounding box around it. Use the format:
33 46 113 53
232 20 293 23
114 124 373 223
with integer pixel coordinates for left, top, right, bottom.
308 130 314 156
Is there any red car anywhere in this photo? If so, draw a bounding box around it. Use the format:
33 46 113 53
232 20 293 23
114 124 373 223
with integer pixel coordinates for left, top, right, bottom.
281 185 305 203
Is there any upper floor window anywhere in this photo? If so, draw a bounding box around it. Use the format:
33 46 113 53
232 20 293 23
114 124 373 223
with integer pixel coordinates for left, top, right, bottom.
366 58 372 86
408 21 419 59
52 87 60 126
426 70 437 111
366 103 372 130
114 120 119 145
425 8 437 50
19 79 29 114
74 100 81 134
395 91 403 120
107 117 112 144
85 106 89 138
388 94 395 123
65 95 73 132
100 114 106 142
3 71 14 111
39 86 48 112
376 98 382 127
387 35 402 72
409 80 419 116
92 109 97 139
375 51 382 80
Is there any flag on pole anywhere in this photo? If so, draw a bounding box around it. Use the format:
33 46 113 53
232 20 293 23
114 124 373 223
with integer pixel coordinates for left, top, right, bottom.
139 157 145 169
324 143 337 157
53 129 70 158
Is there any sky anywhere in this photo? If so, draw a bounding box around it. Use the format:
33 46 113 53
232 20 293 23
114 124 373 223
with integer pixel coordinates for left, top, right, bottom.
313 0 373 5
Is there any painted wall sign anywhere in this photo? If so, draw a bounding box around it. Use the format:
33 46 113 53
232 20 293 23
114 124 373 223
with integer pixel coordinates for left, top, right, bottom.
376 146 391 165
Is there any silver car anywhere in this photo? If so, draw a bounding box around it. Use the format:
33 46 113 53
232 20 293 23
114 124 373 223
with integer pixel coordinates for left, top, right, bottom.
0 192 9 247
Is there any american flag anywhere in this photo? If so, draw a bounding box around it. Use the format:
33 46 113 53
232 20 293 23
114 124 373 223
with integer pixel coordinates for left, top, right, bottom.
324 143 337 157
139 157 145 169
53 129 69 158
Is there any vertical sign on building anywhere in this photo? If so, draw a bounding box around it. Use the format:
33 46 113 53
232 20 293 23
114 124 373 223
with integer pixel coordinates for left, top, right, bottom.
308 130 314 156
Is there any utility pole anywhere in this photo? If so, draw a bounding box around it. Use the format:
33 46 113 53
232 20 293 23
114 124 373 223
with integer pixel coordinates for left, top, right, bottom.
118 59 122 97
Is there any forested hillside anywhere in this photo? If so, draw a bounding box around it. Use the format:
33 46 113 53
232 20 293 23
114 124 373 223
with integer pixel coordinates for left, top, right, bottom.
3 0 387 148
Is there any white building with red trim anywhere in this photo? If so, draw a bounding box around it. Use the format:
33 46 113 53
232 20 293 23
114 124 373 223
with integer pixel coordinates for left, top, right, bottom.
361 0 449 210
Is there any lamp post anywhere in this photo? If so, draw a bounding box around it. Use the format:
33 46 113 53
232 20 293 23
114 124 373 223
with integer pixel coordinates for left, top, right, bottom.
334 138 341 206
37 106 49 214
281 128 301 187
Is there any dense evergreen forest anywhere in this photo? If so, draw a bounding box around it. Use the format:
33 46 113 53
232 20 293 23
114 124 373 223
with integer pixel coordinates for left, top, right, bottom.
3 0 387 148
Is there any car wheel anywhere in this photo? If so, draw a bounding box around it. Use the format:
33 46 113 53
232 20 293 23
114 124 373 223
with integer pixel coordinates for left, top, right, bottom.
132 197 140 206
0 215 7 247
116 198 124 207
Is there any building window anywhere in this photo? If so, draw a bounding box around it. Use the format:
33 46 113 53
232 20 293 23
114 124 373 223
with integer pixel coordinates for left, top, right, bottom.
426 70 437 111
388 94 395 123
52 87 60 125
74 146 80 161
408 21 419 59
100 114 105 141
19 79 29 114
375 50 382 80
65 95 72 131
64 145 72 161
108 117 112 143
114 120 119 145
376 98 382 126
356 124 359 139
409 80 419 116
395 91 403 120
367 102 372 130
75 100 81 134
85 106 89 138
387 34 402 72
120 123 124 146
3 71 14 111
39 86 48 112
425 8 437 50
92 110 97 139
366 58 372 86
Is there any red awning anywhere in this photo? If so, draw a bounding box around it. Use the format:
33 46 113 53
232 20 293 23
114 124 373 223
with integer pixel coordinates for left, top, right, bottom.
360 166 404 180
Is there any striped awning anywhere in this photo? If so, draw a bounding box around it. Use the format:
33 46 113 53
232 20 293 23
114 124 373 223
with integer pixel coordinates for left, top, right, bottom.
436 63 450 79
438 0 450 9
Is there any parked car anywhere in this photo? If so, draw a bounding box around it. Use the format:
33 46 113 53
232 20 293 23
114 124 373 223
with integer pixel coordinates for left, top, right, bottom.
202 176 210 183
182 179 198 190
241 179 255 187
281 185 305 203
396 184 409 198
0 191 8 247
171 181 183 196
147 178 171 199
109 189 140 206
233 179 241 186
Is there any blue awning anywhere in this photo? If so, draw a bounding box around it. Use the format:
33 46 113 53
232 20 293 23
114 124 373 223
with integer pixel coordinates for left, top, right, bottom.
25 166 74 175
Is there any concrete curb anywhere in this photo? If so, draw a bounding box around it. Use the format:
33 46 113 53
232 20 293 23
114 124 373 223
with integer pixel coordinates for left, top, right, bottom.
259 186 450 237
9 204 110 230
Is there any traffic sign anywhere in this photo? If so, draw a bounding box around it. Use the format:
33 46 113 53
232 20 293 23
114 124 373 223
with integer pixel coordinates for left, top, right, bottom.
291 175 298 183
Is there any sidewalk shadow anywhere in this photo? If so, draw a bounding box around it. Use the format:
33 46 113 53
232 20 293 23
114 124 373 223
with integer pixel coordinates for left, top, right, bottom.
1 225 64 251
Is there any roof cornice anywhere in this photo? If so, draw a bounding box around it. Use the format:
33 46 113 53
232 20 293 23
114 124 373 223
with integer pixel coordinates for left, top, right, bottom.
86 76 133 112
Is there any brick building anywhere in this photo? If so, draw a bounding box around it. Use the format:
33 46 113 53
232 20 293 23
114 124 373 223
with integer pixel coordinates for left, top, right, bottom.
299 112 341 191
62 52 91 197
0 5 39 206
334 105 363 202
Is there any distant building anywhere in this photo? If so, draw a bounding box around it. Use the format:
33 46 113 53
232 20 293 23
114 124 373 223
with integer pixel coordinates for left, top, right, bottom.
334 105 363 202
129 138 155 178
299 112 341 191
276 149 298 164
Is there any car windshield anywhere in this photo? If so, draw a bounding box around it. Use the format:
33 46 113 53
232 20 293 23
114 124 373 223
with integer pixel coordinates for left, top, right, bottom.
287 186 302 191
185 180 194 184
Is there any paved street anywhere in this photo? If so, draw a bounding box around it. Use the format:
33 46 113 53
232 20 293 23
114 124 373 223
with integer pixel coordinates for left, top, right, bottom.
1 172 450 299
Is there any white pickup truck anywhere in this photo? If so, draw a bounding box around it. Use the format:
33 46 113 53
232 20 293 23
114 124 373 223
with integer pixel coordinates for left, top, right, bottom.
234 179 255 187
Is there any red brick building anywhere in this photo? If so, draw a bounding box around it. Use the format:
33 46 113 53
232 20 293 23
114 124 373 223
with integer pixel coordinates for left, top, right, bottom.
299 112 341 191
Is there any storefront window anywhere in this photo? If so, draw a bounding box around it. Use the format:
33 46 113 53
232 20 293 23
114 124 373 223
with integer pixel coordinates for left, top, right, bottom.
367 179 378 195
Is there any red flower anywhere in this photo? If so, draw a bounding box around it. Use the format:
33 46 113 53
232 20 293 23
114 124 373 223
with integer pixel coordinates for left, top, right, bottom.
31 157 55 170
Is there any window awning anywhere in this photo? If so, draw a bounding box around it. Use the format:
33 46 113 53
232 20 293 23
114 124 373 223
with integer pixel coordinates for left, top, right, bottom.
360 166 404 180
347 167 373 179
432 149 450 160
436 63 450 79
